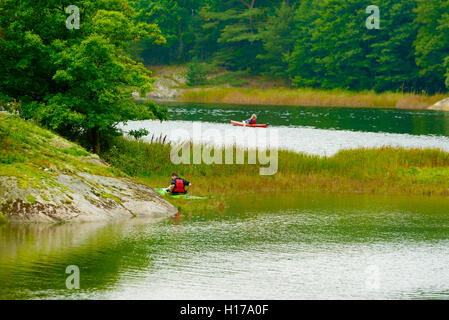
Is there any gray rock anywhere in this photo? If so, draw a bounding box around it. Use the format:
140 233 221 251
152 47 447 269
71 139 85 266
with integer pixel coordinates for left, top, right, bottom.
429 97 449 111
0 173 177 223
133 67 187 101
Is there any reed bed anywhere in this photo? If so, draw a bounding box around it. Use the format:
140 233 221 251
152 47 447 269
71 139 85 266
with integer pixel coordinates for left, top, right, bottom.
100 136 449 197
181 87 446 109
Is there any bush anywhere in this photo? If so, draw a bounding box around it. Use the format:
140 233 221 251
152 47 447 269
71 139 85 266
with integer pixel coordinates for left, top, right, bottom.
128 128 150 140
187 59 208 86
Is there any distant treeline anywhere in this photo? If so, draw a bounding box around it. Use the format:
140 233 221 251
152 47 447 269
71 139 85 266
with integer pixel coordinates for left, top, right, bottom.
133 0 449 93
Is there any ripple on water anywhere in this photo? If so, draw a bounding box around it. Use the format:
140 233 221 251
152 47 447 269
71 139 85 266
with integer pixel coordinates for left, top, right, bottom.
120 120 449 156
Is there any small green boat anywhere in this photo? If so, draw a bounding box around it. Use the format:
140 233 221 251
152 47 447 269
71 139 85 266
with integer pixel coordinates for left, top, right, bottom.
155 188 207 200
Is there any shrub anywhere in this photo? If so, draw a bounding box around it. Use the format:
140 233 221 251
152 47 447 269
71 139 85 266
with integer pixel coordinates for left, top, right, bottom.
128 128 150 140
187 59 208 86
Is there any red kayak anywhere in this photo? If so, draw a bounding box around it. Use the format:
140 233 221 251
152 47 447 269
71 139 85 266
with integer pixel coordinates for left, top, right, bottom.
231 120 268 128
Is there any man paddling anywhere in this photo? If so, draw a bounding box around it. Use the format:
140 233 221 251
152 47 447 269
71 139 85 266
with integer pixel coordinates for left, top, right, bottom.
168 173 192 195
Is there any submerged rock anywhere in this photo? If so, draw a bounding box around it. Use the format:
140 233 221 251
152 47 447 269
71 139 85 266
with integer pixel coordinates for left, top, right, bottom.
429 97 449 111
0 173 177 223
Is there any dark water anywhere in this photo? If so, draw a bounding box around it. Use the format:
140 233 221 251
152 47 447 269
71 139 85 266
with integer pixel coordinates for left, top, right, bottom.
162 102 449 137
2 194 449 300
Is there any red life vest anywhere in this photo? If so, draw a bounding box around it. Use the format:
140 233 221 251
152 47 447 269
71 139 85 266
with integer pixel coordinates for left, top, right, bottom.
173 179 186 194
249 118 256 125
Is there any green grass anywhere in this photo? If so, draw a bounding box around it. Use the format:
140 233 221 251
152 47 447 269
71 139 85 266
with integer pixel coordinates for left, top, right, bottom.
26 194 37 204
0 211 7 225
101 136 449 198
0 114 125 189
181 87 446 109
209 71 251 87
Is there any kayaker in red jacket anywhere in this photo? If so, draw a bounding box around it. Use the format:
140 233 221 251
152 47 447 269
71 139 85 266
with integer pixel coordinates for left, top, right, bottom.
245 114 257 125
169 173 191 195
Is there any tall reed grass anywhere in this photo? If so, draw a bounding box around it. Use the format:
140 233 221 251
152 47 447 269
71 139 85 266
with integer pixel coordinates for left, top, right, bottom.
101 136 449 197
181 87 446 109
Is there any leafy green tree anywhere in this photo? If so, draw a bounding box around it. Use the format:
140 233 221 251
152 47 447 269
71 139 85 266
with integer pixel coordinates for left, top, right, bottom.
288 0 437 93
134 0 202 64
414 0 449 93
367 0 420 92
196 0 275 71
288 0 328 88
290 0 368 89
257 2 296 80
129 128 150 140
0 0 167 153
186 58 208 86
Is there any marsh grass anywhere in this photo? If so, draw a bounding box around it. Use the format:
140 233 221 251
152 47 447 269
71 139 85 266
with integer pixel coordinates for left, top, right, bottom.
101 136 449 197
182 87 446 109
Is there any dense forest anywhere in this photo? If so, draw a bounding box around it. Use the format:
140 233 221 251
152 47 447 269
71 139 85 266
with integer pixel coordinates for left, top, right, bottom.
1 0 449 152
0 0 168 152
134 0 449 94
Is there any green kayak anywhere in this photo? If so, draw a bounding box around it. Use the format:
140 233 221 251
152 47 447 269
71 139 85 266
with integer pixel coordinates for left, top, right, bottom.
155 188 207 200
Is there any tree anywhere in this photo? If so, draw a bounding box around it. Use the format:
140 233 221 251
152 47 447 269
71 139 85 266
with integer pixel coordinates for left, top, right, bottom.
288 0 328 88
288 0 432 93
414 0 449 93
134 0 202 64
186 58 208 86
367 0 420 92
197 0 267 71
257 2 296 80
0 0 167 153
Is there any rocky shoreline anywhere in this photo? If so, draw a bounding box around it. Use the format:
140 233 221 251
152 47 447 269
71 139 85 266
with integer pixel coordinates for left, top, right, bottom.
0 172 177 223
429 97 449 111
0 113 177 224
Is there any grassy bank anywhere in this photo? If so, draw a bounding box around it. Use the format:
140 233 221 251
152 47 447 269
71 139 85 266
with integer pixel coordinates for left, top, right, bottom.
181 87 446 109
101 136 449 199
152 65 447 109
0 113 124 183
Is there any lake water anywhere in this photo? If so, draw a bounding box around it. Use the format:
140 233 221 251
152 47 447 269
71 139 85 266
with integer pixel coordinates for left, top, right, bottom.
120 102 449 156
3 103 449 300
2 193 449 300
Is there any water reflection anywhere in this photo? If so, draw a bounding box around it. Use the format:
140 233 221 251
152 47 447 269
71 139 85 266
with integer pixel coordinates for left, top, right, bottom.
2 194 449 299
162 102 449 137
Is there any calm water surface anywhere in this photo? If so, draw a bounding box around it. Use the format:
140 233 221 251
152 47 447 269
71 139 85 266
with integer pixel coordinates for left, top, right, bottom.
2 194 449 300
121 102 449 155
163 102 449 136
3 104 449 300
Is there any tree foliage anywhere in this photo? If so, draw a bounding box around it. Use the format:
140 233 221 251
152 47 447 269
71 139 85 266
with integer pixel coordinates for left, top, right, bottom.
134 0 449 93
2 0 449 140
0 0 168 153
414 0 449 93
